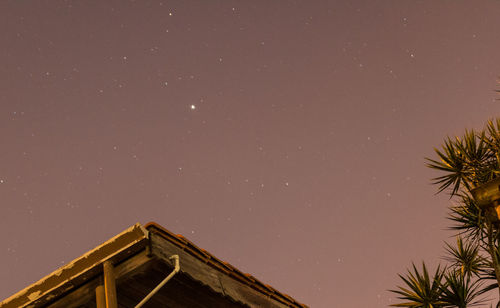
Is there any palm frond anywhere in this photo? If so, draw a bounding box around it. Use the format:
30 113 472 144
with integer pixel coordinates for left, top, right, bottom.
426 125 499 196
447 195 484 240
440 270 486 308
390 262 446 307
443 237 485 278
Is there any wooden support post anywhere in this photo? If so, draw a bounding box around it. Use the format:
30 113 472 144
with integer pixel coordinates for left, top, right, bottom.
95 285 106 308
103 261 118 308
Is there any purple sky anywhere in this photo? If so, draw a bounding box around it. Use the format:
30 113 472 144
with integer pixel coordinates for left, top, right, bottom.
1 1 500 307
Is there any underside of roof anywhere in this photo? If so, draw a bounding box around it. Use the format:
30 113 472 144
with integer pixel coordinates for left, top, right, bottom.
0 222 307 308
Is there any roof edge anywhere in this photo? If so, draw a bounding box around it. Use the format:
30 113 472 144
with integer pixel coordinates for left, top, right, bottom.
1 223 148 308
144 221 308 308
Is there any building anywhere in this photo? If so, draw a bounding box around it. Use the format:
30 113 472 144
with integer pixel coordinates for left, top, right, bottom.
0 222 307 308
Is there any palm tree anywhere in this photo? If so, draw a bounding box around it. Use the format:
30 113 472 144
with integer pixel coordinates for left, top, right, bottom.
391 240 486 308
392 119 500 307
425 119 500 301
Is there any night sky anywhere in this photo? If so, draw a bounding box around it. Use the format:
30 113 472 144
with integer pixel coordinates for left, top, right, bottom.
1 1 500 307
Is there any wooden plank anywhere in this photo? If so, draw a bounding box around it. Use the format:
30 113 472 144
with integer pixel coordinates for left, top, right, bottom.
95 285 105 308
114 251 155 281
45 277 99 308
46 251 154 308
149 232 289 308
118 264 248 308
150 233 223 293
103 261 118 308
219 274 281 308
1 223 148 308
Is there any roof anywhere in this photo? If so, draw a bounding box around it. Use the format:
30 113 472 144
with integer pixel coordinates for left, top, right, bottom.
0 222 308 308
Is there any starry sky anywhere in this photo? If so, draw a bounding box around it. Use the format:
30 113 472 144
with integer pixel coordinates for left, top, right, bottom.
1 1 500 307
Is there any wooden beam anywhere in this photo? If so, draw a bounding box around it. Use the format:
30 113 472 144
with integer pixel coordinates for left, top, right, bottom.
46 251 154 308
0 223 148 308
95 285 106 308
103 261 118 308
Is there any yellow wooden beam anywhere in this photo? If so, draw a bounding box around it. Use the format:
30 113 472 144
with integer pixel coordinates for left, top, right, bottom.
95 285 105 308
103 261 117 308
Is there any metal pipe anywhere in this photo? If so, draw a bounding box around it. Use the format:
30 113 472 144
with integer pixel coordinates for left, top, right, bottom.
135 255 180 308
